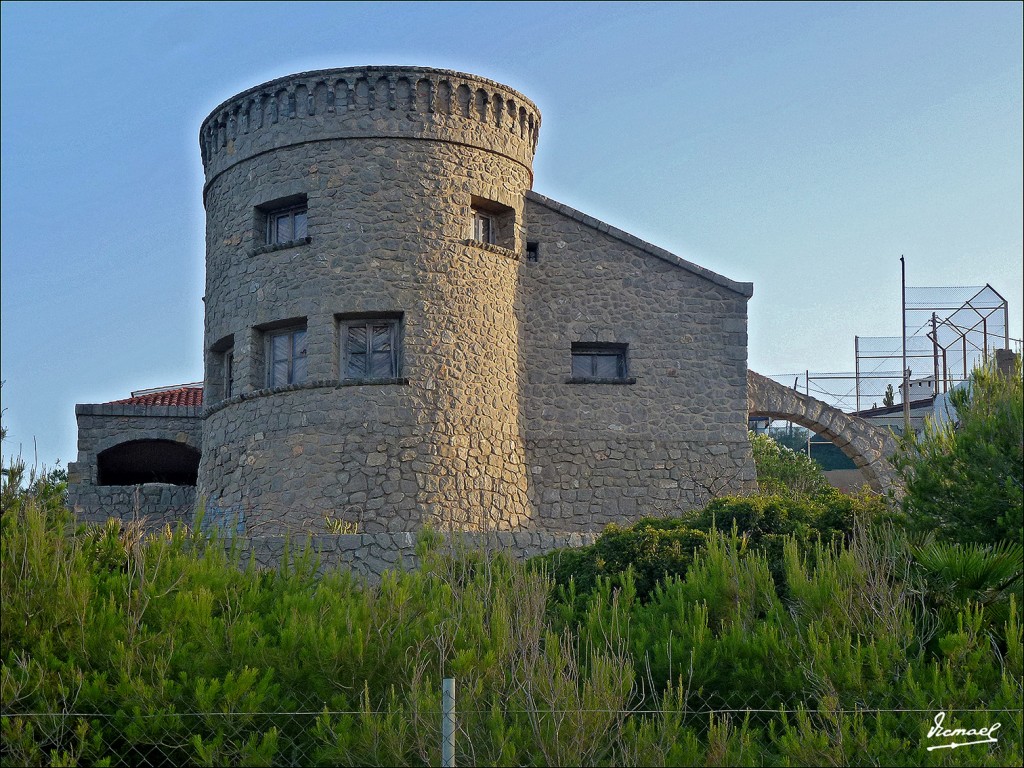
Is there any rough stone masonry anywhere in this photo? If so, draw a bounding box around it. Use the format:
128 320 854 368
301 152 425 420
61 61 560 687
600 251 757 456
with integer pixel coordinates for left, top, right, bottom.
68 66 757 538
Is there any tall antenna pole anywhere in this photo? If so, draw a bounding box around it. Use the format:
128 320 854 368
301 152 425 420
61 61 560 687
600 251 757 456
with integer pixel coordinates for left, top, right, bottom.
901 256 910 433
806 370 811 458
855 335 861 412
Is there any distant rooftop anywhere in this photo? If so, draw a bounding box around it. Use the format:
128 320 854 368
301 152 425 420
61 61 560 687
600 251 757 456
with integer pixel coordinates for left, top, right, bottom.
852 396 934 419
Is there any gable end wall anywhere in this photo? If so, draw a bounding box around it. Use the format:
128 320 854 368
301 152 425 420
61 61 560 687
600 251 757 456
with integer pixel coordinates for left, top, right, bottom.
520 197 756 529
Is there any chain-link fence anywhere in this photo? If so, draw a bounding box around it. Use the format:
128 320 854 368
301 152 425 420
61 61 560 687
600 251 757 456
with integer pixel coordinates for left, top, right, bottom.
764 283 1019 421
6 484 1022 766
4 695 1020 766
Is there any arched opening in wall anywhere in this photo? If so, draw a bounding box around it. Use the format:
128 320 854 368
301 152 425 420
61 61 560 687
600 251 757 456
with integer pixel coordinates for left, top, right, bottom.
747 370 900 495
97 440 200 486
749 418 871 493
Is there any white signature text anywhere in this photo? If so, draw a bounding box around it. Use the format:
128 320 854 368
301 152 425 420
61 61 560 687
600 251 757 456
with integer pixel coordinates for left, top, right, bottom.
926 711 1001 751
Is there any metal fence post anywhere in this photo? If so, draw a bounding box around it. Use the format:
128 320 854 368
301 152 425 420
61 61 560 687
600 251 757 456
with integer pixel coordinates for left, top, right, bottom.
442 677 455 768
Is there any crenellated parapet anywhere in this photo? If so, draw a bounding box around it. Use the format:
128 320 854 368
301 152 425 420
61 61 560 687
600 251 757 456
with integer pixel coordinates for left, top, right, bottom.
199 66 541 187
199 65 538 533
70 61 764 540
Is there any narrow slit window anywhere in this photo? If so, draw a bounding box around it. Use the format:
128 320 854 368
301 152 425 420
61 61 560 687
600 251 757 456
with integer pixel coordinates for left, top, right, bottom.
224 349 234 398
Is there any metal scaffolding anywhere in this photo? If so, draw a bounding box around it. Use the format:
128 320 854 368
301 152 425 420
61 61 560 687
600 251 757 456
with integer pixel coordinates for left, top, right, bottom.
855 284 1012 410
764 285 1019 418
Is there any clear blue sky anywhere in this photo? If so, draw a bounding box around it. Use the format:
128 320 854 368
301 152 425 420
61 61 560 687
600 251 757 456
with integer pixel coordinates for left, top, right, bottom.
2 1 1021 472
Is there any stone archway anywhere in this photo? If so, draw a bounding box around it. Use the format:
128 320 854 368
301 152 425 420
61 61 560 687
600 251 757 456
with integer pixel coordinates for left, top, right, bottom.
97 439 201 486
747 370 900 495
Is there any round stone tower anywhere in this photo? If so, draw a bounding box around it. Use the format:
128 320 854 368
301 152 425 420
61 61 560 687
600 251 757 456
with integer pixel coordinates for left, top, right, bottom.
197 66 540 534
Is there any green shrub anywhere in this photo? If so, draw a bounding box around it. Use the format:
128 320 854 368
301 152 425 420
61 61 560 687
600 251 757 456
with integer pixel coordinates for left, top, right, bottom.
3 416 1021 766
749 431 830 496
539 490 886 606
896 358 1023 545
911 538 1023 649
540 519 709 604
3 494 1021 766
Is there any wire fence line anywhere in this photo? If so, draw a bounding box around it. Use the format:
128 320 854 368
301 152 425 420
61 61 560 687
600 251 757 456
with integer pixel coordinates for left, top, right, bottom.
5 706 1016 717
3 694 1020 767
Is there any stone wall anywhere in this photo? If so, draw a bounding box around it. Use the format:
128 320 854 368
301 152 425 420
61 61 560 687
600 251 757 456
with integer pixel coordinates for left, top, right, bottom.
198 67 539 534
68 402 202 522
224 530 597 582
520 193 756 530
71 66 759 539
72 485 196 528
63 504 593 582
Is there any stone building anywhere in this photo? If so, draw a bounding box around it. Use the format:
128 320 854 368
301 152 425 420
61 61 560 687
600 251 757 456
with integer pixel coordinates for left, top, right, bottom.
68 66 755 536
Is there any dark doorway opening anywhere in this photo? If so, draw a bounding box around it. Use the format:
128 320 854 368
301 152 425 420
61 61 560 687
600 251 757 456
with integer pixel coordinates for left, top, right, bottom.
97 440 200 486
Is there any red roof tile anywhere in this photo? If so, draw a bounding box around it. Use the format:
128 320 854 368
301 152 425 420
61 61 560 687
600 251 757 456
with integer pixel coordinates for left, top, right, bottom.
109 386 203 407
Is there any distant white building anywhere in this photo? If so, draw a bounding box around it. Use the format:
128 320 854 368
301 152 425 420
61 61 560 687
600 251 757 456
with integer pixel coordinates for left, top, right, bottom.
898 375 936 402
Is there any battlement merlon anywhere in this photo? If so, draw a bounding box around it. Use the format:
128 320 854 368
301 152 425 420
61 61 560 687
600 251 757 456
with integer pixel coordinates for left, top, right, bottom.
199 66 542 191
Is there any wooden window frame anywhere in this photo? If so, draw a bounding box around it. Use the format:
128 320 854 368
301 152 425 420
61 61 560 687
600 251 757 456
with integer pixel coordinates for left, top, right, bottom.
471 210 495 245
339 317 401 382
266 203 308 245
266 326 308 388
469 196 515 250
570 343 631 383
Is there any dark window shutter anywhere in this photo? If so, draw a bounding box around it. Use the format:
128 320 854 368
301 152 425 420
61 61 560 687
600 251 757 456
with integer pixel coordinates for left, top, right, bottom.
346 325 367 378
369 324 395 377
572 353 592 379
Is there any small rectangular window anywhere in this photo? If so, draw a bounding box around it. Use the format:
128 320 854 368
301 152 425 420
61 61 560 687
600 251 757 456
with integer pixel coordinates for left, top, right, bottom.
526 241 539 262
266 203 308 245
340 319 400 380
472 210 494 244
469 196 514 250
571 343 628 381
266 326 308 387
